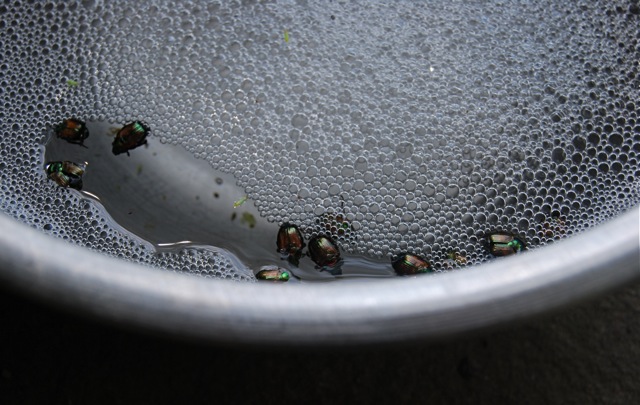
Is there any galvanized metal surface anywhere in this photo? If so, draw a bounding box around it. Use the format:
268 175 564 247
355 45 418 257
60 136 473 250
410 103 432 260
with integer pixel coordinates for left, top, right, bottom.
0 206 637 345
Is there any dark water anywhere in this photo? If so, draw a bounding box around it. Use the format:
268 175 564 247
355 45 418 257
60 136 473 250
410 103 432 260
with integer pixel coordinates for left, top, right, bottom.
44 121 395 282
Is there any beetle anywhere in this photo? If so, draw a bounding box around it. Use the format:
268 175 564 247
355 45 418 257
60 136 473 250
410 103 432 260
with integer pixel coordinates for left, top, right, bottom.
45 161 85 190
54 118 89 147
487 232 526 256
391 253 433 276
256 265 291 282
277 223 305 253
112 121 150 156
446 250 468 266
276 223 305 266
307 235 341 268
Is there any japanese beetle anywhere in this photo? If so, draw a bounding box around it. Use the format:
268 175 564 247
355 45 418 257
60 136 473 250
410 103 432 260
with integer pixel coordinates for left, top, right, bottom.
392 253 433 276
112 121 150 156
256 265 291 282
45 161 85 190
487 232 526 256
54 118 89 147
307 235 341 268
277 223 305 265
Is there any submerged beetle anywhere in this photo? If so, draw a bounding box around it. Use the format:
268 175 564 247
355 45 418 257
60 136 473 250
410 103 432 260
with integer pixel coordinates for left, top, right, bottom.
307 235 341 268
487 232 526 256
392 253 433 276
446 250 468 266
256 266 291 282
112 121 150 156
277 223 305 265
317 212 355 239
540 215 567 240
45 161 85 190
54 118 89 147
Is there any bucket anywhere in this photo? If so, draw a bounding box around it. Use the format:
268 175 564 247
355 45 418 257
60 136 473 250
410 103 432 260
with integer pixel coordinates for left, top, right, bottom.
0 0 638 344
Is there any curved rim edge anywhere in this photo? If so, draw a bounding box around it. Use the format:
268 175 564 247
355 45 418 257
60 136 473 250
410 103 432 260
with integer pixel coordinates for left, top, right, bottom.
0 206 638 345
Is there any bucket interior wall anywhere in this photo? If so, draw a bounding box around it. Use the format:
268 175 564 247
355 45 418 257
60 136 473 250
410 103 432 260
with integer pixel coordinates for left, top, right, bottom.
0 0 639 342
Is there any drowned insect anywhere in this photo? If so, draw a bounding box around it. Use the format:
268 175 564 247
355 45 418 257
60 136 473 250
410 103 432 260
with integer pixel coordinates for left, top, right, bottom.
539 215 567 240
487 232 526 257
276 223 305 266
256 265 291 282
391 253 433 276
45 160 86 190
307 235 342 268
112 121 150 156
446 250 468 266
54 118 89 147
316 211 356 240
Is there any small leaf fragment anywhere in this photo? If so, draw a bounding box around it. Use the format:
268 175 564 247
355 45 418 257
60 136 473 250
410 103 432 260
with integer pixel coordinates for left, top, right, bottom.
233 195 248 208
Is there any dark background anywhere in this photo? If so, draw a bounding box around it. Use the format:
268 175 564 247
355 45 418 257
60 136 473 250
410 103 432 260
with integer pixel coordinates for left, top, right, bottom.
1 280 639 405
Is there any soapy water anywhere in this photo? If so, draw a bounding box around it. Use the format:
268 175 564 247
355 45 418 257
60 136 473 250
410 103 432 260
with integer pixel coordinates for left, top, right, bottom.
44 120 394 281
1 0 639 282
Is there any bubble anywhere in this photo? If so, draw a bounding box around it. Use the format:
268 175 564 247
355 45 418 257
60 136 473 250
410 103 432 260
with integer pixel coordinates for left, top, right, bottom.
551 148 566 163
395 142 414 158
354 157 368 172
0 0 637 278
291 113 308 128
446 185 460 198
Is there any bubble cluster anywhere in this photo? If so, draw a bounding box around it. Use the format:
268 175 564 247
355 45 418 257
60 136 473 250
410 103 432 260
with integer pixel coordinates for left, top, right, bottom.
150 246 253 281
0 0 638 277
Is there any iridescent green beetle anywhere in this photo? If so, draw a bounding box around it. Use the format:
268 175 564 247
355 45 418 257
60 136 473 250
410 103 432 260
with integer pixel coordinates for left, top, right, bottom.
112 121 150 156
277 223 305 266
45 161 85 190
308 235 341 267
256 266 291 282
54 118 89 147
487 232 526 256
392 253 433 276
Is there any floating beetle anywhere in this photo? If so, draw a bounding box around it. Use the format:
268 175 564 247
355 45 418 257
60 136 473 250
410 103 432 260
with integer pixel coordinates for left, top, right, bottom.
392 253 433 276
256 265 291 282
45 160 85 190
307 235 341 268
446 250 468 266
277 223 305 266
316 212 355 239
539 215 567 240
54 118 89 147
112 121 150 156
487 232 526 256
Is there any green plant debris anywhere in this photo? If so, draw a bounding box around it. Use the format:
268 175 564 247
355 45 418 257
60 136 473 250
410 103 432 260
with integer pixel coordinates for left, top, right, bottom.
240 212 256 229
66 79 79 87
283 30 290 42
233 195 248 208
136 164 143 175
